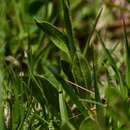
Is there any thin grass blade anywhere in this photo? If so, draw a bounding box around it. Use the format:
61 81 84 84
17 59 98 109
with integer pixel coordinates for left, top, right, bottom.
59 89 76 130
92 48 106 129
83 8 103 56
0 70 5 130
97 32 127 98
97 33 121 81
123 19 130 88
61 0 76 54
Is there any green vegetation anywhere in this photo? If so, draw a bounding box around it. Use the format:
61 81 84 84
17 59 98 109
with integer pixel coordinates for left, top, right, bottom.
1 0 130 129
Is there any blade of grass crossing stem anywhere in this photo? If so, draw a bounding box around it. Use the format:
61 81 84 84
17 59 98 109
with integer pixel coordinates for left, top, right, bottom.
61 0 76 54
123 19 130 88
83 8 103 56
96 32 123 87
46 63 88 116
35 20 70 57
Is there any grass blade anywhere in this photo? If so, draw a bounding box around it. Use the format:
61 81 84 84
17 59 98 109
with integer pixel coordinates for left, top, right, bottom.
92 49 101 106
0 70 5 130
31 75 47 109
72 51 91 97
61 0 76 54
92 48 106 130
97 32 127 98
123 19 130 88
83 8 103 56
97 32 121 83
59 89 76 130
35 20 70 56
59 90 68 122
46 62 88 116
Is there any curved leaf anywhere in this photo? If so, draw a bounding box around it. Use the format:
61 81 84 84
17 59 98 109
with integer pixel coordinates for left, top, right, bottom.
35 20 70 56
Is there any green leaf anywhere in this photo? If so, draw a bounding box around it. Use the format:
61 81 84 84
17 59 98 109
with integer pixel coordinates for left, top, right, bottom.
96 32 127 97
35 20 70 56
61 0 76 54
92 49 101 106
46 63 88 116
59 89 76 130
10 76 25 130
31 75 47 109
36 75 60 113
72 51 91 97
83 8 103 56
61 60 74 81
59 91 68 122
0 70 5 130
61 121 76 130
92 48 105 129
123 19 130 88
12 95 25 130
105 86 130 128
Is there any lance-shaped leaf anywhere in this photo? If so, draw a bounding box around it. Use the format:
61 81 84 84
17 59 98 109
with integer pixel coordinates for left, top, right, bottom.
35 20 70 56
59 90 76 130
83 8 103 56
72 51 91 97
61 0 76 54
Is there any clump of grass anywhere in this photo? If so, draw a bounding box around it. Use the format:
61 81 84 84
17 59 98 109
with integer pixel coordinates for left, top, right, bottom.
1 0 130 130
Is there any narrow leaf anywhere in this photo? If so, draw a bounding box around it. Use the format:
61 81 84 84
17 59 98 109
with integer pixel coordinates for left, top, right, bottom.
35 20 70 56
72 51 91 97
46 63 88 116
123 19 130 88
0 70 5 130
31 75 47 109
97 33 121 81
62 0 76 54
97 32 127 98
59 91 68 122
92 49 101 105
83 8 103 56
59 89 76 130
92 48 106 129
